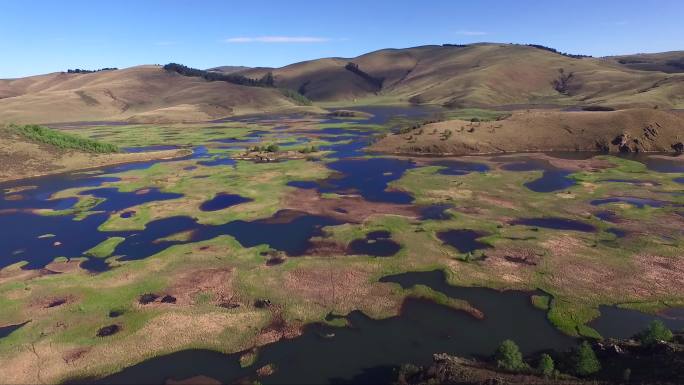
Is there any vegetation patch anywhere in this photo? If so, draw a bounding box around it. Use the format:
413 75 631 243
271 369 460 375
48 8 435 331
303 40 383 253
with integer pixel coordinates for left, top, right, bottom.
9 124 119 153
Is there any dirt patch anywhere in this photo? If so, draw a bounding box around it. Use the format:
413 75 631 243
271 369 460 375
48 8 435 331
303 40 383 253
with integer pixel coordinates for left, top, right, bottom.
478 248 540 284
167 267 235 306
544 235 684 299
62 347 90 365
31 295 76 310
632 255 684 297
283 266 398 315
282 188 418 222
304 239 347 256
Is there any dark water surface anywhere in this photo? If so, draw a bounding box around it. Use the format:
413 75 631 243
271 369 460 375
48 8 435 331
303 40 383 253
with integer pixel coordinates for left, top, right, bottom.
199 193 252 211
348 230 401 257
437 229 490 253
0 321 29 339
499 158 575 192
590 305 684 339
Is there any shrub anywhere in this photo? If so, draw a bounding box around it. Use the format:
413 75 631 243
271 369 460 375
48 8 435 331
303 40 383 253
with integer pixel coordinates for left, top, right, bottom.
639 320 673 346
572 341 601 376
10 124 118 153
163 63 272 88
344 62 384 90
280 88 312 106
66 67 117 74
265 144 279 153
537 353 555 377
496 340 527 372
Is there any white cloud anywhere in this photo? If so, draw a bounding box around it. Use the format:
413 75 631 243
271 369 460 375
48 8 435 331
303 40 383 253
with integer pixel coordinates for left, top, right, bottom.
224 36 330 43
456 30 488 36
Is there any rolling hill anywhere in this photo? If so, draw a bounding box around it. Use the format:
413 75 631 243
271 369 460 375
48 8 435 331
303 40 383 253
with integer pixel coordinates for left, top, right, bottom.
1 44 683 125
0 65 318 124
233 43 684 109
609 51 684 73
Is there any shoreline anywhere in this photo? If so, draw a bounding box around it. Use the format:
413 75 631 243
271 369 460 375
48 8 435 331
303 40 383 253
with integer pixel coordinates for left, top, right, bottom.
0 149 191 184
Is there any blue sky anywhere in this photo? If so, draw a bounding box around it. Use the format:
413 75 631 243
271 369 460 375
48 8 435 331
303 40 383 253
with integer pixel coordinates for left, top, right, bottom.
1 0 682 78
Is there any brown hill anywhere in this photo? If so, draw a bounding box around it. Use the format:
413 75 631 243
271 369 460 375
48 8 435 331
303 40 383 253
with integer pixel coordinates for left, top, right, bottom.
609 51 684 73
1 44 683 124
0 66 316 124
370 108 684 155
237 44 684 109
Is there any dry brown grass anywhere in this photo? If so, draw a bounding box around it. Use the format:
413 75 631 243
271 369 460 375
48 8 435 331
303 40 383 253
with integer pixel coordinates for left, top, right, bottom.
372 108 684 155
0 127 189 182
0 66 315 124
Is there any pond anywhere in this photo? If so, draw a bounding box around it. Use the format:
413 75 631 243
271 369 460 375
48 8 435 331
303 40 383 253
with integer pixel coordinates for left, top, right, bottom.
199 193 252 212
437 229 490 253
499 158 575 193
348 230 401 257
289 158 416 204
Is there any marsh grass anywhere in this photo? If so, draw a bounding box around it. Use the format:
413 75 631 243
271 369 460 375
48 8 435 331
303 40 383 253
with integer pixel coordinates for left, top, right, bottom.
10 124 119 153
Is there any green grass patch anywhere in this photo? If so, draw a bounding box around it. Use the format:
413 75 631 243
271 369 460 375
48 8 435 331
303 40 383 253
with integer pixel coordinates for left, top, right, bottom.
85 237 126 258
10 124 119 153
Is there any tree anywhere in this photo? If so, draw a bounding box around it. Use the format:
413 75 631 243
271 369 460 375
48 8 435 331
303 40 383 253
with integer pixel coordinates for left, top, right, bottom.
259 72 275 87
572 341 601 376
537 353 554 377
496 339 527 372
639 320 673 346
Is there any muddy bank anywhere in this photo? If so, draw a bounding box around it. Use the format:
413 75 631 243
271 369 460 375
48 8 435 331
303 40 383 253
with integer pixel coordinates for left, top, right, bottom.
370 109 684 156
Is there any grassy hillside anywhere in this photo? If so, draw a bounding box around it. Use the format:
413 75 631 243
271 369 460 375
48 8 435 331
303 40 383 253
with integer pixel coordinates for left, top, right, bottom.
0 66 317 124
10 124 118 153
371 108 684 155
1 44 683 124
609 51 684 73
237 43 684 109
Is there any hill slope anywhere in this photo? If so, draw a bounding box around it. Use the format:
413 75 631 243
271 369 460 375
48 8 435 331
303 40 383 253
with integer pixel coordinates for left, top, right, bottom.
371 108 684 155
1 44 683 124
609 51 684 73
0 125 187 181
237 44 684 109
0 66 313 124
